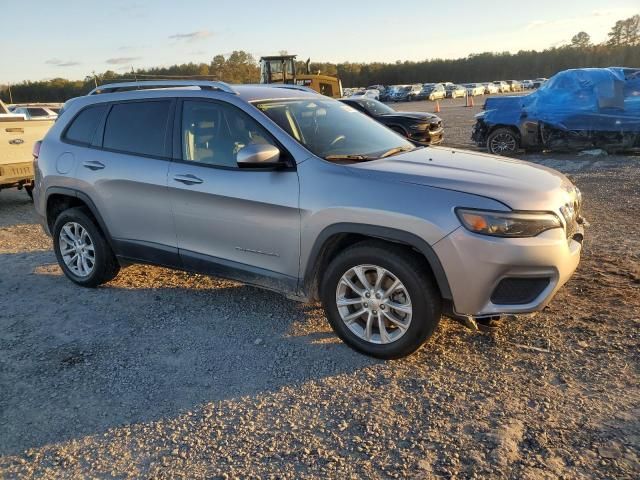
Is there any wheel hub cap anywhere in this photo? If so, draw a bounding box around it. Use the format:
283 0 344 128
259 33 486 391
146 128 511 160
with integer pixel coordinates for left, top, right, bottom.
336 264 413 345
59 221 96 278
491 133 516 153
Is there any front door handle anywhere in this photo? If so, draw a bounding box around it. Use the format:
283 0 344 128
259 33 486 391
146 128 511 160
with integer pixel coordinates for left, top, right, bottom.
83 160 105 171
173 174 203 185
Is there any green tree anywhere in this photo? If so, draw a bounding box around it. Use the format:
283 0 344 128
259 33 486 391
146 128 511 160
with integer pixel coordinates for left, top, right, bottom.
608 14 640 46
620 14 640 46
607 20 624 46
571 31 591 48
2 31 640 102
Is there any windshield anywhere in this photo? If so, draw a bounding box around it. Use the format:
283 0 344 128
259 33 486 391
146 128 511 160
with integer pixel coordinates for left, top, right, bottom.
255 99 415 161
355 99 396 115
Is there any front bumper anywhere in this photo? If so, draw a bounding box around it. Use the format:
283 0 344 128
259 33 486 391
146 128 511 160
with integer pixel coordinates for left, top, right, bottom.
410 126 444 145
471 119 488 146
433 225 583 316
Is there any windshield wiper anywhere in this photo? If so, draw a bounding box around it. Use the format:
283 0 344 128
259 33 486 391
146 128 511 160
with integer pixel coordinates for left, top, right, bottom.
324 154 371 161
378 146 415 158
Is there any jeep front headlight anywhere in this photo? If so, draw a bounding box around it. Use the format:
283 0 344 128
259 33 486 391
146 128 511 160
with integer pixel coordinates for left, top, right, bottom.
456 208 562 237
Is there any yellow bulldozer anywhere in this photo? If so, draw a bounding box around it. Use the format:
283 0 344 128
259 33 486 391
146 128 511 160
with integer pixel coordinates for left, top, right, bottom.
259 55 342 98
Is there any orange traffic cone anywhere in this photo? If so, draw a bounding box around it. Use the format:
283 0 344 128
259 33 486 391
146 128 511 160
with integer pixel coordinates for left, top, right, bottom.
434 100 440 113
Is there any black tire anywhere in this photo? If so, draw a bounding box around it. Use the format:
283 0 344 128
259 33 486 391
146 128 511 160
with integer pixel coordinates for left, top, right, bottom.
52 207 120 288
320 241 442 359
487 127 520 156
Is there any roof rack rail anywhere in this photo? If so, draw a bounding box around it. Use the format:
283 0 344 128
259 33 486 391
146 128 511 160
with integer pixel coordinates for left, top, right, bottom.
88 80 237 96
262 84 317 94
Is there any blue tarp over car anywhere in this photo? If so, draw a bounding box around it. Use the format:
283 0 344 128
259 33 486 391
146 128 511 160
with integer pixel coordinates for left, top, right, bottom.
474 67 640 154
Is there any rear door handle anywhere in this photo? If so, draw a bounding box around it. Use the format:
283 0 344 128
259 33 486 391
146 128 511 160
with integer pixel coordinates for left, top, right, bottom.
173 174 203 185
83 160 105 171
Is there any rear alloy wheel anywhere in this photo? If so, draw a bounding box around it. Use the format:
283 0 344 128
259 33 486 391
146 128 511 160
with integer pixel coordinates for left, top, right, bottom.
321 242 441 359
59 222 96 277
53 207 120 287
487 128 519 155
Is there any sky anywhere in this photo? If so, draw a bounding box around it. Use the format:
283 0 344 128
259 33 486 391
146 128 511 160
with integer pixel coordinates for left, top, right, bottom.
1 0 637 83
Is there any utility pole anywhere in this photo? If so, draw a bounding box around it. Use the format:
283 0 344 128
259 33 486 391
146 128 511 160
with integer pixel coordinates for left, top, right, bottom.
92 71 98 88
8 85 13 104
131 66 137 82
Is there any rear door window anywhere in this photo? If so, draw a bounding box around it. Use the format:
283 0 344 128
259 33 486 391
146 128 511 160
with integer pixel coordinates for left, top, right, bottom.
103 101 171 157
64 104 108 146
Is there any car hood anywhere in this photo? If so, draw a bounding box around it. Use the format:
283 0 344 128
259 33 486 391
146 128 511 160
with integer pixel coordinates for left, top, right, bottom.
347 146 576 210
380 112 440 122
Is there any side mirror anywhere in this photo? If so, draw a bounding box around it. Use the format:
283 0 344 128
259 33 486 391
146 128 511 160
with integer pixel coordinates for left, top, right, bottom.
236 144 284 168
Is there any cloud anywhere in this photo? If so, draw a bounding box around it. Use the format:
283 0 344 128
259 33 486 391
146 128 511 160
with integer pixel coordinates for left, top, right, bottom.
45 58 81 67
525 9 635 31
168 30 213 42
106 56 141 65
524 17 576 31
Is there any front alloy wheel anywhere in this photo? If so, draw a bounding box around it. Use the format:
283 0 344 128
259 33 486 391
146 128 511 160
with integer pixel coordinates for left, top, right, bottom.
487 128 519 155
336 265 412 344
321 241 442 359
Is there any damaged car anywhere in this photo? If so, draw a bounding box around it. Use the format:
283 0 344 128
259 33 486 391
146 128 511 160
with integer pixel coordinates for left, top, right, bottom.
472 67 640 155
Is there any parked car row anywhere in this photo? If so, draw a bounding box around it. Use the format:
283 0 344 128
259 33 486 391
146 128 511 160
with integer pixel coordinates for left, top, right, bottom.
343 78 549 102
380 84 448 102
464 83 485 96
522 78 548 89
446 84 467 98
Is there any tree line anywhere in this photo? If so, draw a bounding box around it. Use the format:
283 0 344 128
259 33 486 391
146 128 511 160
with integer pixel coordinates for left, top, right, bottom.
2 14 638 103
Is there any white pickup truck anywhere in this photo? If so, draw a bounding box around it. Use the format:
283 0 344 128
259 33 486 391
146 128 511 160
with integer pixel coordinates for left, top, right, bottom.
1 99 55 197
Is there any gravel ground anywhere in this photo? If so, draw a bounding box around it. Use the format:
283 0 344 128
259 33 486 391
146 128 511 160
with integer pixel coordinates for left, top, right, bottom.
0 104 639 478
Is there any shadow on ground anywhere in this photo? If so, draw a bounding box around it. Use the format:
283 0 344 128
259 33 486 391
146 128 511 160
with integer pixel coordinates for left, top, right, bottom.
0 248 377 455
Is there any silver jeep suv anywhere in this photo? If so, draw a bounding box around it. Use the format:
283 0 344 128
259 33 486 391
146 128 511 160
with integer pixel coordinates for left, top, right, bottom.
33 81 584 359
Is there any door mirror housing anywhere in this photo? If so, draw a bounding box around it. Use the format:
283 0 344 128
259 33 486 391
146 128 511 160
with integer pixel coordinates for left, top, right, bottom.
237 144 285 168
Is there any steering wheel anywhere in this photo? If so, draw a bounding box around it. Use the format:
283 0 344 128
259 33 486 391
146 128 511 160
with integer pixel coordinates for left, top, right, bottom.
330 135 346 147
